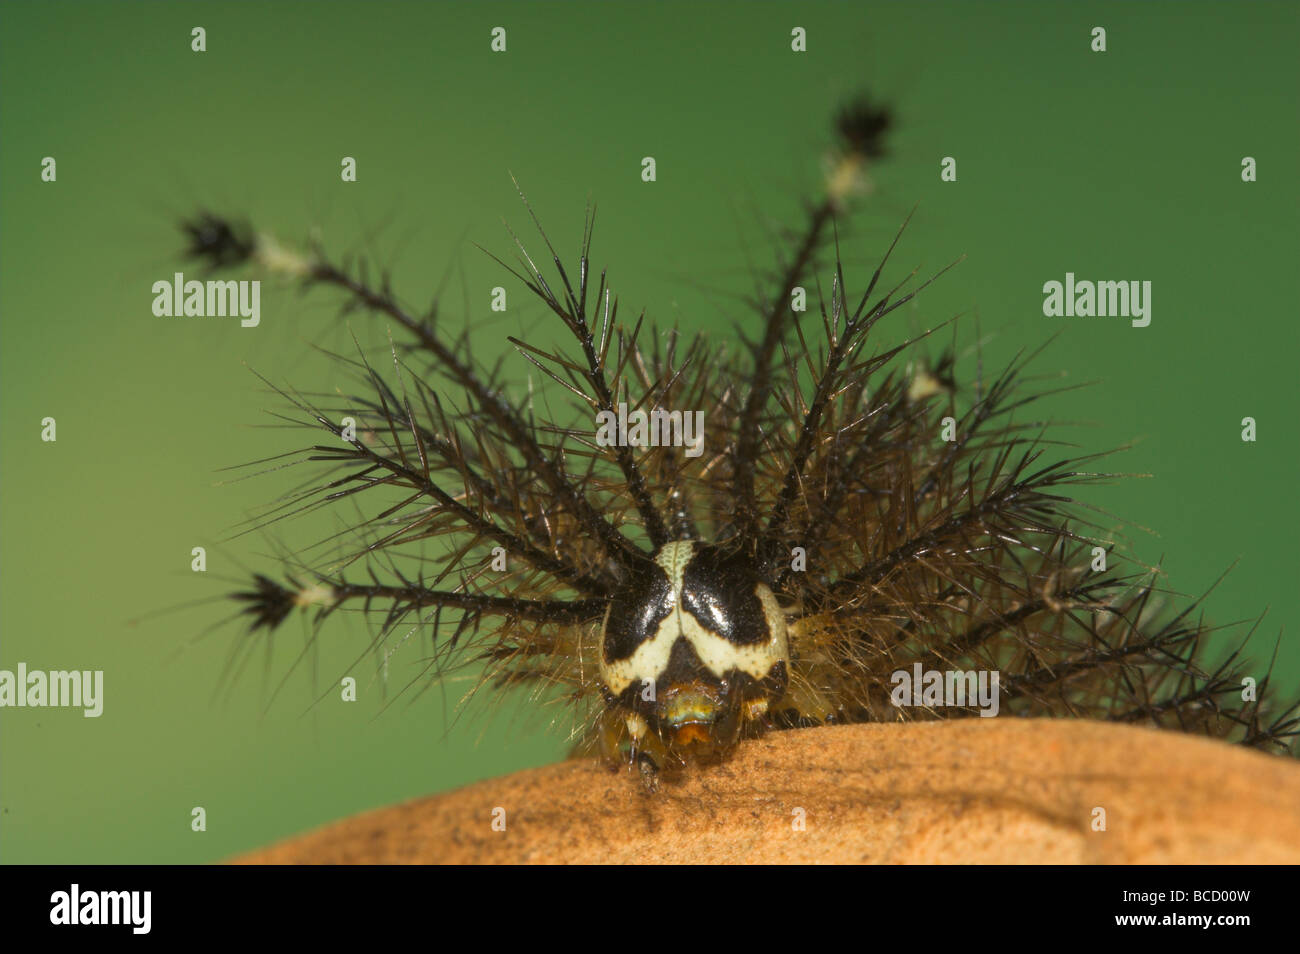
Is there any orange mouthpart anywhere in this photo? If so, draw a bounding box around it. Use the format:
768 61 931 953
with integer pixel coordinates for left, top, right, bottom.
671 723 712 747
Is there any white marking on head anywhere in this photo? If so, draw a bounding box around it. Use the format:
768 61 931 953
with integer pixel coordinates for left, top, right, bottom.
599 541 789 695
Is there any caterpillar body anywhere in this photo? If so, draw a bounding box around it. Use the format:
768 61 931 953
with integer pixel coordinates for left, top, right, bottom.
187 98 1298 781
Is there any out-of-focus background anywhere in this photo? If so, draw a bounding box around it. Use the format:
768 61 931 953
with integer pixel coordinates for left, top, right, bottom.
2 0 1296 862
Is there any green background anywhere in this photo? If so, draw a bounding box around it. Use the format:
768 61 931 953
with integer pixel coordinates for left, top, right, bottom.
2 1 1296 863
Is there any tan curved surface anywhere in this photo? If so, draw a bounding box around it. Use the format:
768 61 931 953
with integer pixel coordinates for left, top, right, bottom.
235 719 1300 864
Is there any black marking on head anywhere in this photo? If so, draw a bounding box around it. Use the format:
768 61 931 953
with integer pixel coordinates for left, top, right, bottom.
601 563 673 665
680 543 774 647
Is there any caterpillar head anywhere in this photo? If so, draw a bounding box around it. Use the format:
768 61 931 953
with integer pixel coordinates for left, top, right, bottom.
598 540 789 761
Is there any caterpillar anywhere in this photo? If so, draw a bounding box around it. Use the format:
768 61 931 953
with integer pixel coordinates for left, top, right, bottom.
184 96 1299 782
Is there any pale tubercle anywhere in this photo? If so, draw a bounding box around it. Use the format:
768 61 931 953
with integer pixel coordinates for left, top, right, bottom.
824 151 872 209
293 582 337 608
253 231 317 279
